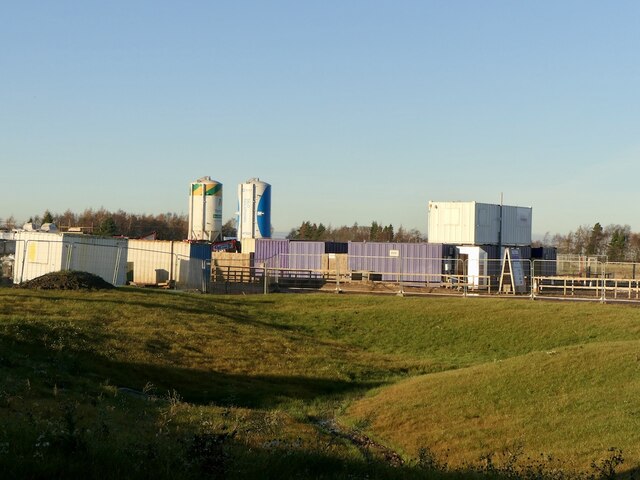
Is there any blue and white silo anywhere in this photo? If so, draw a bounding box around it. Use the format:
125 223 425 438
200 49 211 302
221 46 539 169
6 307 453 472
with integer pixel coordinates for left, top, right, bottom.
237 178 271 239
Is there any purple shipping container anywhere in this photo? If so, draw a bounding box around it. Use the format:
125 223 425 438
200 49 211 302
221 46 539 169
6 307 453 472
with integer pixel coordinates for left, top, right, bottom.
254 239 290 269
399 243 455 284
348 242 454 284
348 242 399 281
288 241 324 278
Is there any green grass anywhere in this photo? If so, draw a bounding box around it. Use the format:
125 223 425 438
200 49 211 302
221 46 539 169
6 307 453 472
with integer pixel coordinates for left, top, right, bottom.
1 288 640 478
344 340 640 472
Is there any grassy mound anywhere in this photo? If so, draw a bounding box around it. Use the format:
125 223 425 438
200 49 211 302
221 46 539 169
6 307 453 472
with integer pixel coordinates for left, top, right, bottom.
343 340 640 473
17 271 115 290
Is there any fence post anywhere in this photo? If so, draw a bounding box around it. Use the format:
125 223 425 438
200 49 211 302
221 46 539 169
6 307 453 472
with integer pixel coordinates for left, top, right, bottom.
335 255 341 293
65 243 73 271
601 261 606 303
19 240 29 284
202 259 209 293
530 259 535 300
463 258 468 297
113 245 122 286
397 252 404 296
263 262 268 295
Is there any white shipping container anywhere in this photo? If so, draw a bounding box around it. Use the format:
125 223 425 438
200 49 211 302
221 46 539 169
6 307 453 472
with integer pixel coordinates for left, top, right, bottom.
13 231 128 285
428 201 531 246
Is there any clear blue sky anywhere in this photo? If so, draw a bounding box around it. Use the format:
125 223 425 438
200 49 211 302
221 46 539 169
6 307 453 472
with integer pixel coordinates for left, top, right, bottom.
2 1 639 237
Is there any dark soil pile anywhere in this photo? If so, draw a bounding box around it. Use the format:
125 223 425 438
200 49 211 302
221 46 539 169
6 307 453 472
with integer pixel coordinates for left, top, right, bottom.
17 271 115 290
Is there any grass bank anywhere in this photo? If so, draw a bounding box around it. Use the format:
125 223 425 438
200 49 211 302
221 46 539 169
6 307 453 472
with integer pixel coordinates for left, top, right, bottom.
1 288 639 478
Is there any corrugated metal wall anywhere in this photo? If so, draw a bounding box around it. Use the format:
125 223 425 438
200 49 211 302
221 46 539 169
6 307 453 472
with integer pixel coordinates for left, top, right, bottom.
254 239 290 268
428 201 532 246
289 241 324 277
128 240 174 284
348 242 452 284
500 206 533 246
400 243 452 284
127 240 210 290
348 242 399 281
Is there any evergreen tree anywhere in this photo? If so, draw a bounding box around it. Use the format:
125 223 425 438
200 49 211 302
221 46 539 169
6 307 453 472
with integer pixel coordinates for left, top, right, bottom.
42 210 54 224
607 228 628 262
586 223 604 255
96 217 117 237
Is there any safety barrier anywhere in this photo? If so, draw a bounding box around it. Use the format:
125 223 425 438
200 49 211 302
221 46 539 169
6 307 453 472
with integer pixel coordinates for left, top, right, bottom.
210 254 640 302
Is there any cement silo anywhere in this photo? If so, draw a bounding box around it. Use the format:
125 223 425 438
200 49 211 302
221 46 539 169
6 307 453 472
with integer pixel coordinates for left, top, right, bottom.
237 178 271 239
188 176 223 241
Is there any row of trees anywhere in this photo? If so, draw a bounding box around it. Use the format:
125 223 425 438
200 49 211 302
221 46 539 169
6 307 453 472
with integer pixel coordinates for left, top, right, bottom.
545 223 640 262
1 209 237 241
287 221 426 243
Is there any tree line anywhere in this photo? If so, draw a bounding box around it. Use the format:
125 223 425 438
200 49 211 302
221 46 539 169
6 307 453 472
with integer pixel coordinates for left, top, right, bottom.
545 222 640 262
1 209 237 241
287 221 426 243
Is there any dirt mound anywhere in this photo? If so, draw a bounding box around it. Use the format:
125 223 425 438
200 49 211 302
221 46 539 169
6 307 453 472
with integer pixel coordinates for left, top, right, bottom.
18 271 116 291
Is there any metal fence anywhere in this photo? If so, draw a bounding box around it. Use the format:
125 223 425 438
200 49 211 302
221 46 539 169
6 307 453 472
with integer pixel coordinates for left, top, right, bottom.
10 240 640 302
209 253 640 302
11 238 211 293
13 237 128 286
126 244 210 292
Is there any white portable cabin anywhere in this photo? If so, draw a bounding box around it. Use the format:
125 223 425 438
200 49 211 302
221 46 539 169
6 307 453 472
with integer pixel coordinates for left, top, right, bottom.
428 201 532 246
13 231 128 285
127 239 211 291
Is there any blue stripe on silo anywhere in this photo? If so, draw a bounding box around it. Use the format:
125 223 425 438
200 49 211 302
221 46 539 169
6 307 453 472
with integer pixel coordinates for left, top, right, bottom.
256 185 271 238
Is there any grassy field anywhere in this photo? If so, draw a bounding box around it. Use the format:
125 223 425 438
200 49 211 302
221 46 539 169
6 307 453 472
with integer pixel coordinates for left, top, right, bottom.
1 288 639 478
